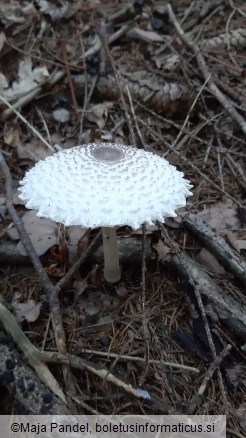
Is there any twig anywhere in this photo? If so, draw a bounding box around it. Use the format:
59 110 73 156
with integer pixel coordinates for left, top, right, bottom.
41 351 170 411
0 94 55 151
0 149 76 407
0 303 66 404
61 41 78 114
171 75 211 150
78 348 199 373
166 3 246 135
55 230 102 294
227 428 246 438
183 213 246 287
188 345 232 414
35 107 52 146
125 84 146 149
78 36 89 143
171 252 246 340
224 151 246 191
139 222 150 385
107 3 136 23
0 22 134 121
138 118 245 210
98 23 136 147
69 396 101 415
190 280 229 412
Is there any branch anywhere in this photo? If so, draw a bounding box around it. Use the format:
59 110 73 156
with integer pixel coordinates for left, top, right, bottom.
0 149 76 407
171 252 246 341
183 213 246 287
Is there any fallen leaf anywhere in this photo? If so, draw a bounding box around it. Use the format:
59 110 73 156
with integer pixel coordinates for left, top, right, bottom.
7 213 88 260
86 102 113 129
198 199 240 231
222 231 246 253
47 243 69 276
73 279 88 302
4 124 21 147
16 210 57 256
3 56 49 102
67 226 88 264
17 140 52 161
153 239 172 262
12 295 41 323
196 248 225 275
155 53 181 70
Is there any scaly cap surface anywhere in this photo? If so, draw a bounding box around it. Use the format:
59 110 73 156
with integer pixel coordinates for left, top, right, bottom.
19 143 193 229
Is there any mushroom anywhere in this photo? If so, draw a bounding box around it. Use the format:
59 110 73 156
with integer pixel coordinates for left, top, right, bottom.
19 142 192 282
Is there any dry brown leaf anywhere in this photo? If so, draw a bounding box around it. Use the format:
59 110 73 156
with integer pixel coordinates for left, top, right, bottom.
153 239 172 262
86 102 113 129
7 212 88 260
154 53 181 70
16 210 57 256
67 226 88 264
196 248 225 275
73 279 88 302
198 199 240 231
17 140 52 161
12 294 41 323
4 125 20 146
222 230 246 253
3 57 49 101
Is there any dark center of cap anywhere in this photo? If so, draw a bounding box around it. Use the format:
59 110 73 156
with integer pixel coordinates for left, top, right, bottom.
91 145 124 163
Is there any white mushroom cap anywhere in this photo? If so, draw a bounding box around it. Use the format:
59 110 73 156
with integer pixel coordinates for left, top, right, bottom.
19 142 193 229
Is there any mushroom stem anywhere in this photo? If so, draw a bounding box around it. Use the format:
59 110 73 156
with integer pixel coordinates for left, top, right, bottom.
102 226 121 283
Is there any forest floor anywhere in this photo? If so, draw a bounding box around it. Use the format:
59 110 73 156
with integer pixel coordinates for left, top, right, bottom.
0 0 245 435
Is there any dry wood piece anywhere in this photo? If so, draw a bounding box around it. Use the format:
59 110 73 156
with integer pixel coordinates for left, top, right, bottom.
0 236 152 266
74 72 193 115
171 251 246 341
183 213 246 287
0 341 69 415
201 28 246 50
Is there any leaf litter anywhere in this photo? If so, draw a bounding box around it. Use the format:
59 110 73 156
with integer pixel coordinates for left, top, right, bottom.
0 0 245 426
